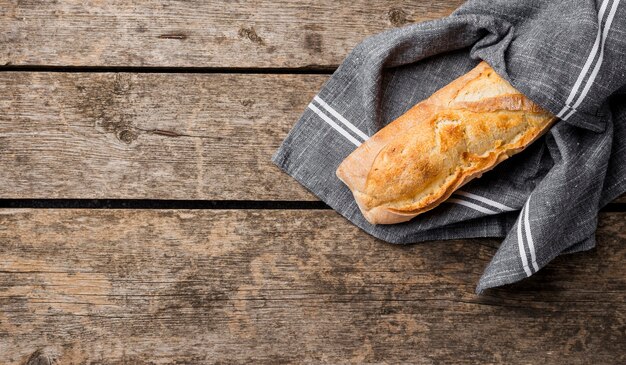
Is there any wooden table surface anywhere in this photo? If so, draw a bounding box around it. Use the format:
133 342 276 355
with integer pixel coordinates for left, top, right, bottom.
1 1 625 364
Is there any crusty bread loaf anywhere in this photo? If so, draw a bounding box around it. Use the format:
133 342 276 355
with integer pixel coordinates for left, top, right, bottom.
336 61 556 225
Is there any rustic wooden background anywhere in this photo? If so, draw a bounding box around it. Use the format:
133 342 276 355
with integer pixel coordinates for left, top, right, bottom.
1 1 625 364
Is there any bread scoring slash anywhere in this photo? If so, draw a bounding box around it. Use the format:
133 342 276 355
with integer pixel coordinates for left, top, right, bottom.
336 61 556 225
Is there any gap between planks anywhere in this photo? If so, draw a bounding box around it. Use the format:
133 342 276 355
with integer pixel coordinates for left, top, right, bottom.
0 64 336 75
0 199 625 211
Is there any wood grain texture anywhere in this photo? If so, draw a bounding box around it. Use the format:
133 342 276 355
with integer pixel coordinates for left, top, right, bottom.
0 72 322 200
0 209 624 364
2 72 625 204
0 0 464 68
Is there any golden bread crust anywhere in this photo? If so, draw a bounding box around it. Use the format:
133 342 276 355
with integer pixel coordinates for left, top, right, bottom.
336 61 556 225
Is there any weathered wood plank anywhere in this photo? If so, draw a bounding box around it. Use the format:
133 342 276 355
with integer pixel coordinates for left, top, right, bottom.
2 72 625 203
0 0 464 68
0 209 624 364
0 72 321 200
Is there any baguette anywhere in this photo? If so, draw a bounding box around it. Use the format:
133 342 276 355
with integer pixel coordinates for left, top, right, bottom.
336 61 556 225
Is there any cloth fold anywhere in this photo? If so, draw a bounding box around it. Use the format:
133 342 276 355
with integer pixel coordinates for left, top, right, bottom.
271 0 626 293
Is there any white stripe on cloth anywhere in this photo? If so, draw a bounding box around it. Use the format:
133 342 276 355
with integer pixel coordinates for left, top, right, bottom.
556 0 612 118
517 204 533 276
447 198 498 215
523 198 540 272
453 190 516 211
313 96 370 141
562 0 621 121
307 103 362 147
556 0 619 120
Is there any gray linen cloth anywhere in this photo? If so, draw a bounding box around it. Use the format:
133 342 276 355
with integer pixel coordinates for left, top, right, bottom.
271 0 626 293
